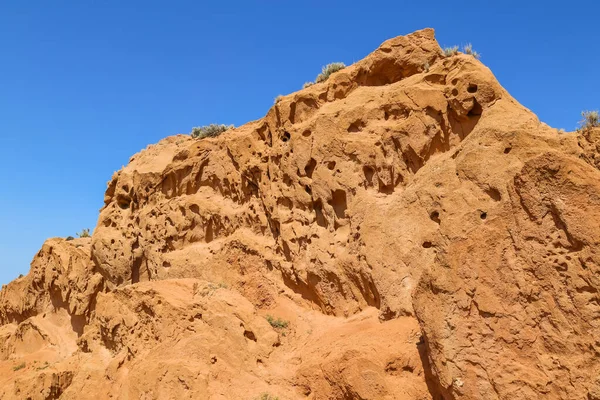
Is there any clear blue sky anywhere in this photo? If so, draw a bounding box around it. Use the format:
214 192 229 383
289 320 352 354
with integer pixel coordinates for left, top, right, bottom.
1 1 598 285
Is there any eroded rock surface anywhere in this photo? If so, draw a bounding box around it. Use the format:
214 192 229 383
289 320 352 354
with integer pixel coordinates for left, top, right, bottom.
1 28 599 399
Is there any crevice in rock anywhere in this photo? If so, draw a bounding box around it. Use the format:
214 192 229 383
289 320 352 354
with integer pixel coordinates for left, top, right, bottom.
314 199 328 228
417 335 447 400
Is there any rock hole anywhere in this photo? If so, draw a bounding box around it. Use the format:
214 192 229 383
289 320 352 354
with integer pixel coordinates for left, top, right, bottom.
430 211 441 224
329 190 347 219
162 261 171 268
467 83 478 93
363 166 375 186
205 220 214 243
305 185 312 195
503 146 512 154
283 174 293 187
432 70 451 83
131 257 141 284
358 59 404 86
327 161 336 170
451 88 458 96
281 240 292 261
117 197 130 210
277 197 293 210
378 179 395 194
468 99 483 117
422 241 432 248
281 131 291 142
304 158 317 178
314 199 328 228
302 130 311 137
451 78 458 85
189 313 202 322
480 211 487 220
348 120 365 133
485 188 501 202
244 330 257 342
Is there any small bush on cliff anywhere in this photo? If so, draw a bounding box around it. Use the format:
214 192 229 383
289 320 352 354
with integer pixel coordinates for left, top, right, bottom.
302 81 314 89
77 229 91 238
200 282 228 297
13 362 26 372
463 43 481 59
579 110 600 131
255 394 279 400
274 95 283 104
36 361 50 371
191 124 233 139
443 46 459 57
266 315 289 329
315 62 346 83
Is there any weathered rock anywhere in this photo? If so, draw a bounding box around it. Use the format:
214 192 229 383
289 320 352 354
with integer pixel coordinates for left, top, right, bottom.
1 28 599 399
0 238 101 328
414 150 600 399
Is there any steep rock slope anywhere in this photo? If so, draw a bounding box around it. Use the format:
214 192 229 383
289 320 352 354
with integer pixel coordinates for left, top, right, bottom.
1 28 599 399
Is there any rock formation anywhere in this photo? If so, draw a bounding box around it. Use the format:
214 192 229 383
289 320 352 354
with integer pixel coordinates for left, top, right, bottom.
1 28 599 399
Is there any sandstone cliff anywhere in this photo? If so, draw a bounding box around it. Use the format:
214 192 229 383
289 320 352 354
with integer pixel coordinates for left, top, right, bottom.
1 28 599 400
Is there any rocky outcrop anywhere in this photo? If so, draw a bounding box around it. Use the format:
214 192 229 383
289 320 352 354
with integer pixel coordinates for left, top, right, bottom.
91 28 511 321
1 28 599 399
0 238 101 330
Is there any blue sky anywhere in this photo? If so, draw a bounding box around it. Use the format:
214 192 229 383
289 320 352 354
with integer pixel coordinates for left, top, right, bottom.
0 1 598 285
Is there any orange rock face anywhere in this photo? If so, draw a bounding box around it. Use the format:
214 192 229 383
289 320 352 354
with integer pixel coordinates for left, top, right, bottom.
1 28 599 399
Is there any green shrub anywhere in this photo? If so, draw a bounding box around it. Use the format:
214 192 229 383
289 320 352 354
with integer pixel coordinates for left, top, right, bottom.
66 236 75 241
580 110 600 130
13 362 26 372
36 361 50 371
255 394 279 400
191 124 234 139
266 315 289 329
315 62 346 83
200 282 228 297
463 43 481 59
443 46 459 57
76 229 91 238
